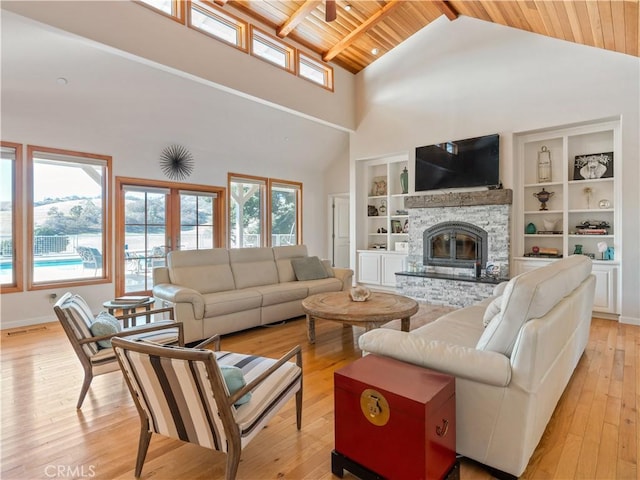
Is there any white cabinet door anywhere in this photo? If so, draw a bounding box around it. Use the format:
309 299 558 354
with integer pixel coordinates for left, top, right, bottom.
591 264 617 314
382 254 406 287
358 252 381 284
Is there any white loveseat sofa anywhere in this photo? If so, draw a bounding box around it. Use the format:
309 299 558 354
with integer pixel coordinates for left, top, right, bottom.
358 255 595 477
152 245 353 343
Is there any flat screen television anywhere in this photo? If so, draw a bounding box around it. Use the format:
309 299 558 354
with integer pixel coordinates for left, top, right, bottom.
415 133 500 191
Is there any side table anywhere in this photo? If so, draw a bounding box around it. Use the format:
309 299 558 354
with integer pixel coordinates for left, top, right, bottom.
102 297 155 328
333 354 458 480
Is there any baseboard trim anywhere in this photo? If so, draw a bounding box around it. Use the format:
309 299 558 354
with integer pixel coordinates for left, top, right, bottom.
1 316 56 332
620 315 640 326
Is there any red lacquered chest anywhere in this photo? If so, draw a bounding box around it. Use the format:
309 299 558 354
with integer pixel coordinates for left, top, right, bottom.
333 354 456 480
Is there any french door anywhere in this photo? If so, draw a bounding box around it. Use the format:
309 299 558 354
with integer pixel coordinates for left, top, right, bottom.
116 177 225 295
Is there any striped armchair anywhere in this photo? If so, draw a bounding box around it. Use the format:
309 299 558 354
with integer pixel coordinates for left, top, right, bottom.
111 335 303 480
54 292 183 409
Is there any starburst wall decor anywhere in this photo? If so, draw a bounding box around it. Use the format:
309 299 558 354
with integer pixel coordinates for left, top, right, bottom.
159 145 194 181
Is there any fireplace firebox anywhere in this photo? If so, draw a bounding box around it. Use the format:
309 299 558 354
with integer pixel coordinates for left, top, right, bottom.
423 222 488 270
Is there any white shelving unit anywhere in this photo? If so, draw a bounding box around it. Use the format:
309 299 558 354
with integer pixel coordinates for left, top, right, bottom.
356 154 409 289
514 119 621 315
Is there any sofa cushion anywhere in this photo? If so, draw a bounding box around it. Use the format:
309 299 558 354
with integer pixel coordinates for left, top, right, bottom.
230 248 279 289
291 256 329 281
255 283 309 307
220 365 251 406
168 249 235 294
273 245 309 283
409 305 487 348
297 277 343 295
476 255 592 356
203 289 263 317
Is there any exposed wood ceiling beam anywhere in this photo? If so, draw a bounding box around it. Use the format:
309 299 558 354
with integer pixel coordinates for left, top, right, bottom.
434 1 458 21
277 0 322 38
323 0 402 62
214 0 229 6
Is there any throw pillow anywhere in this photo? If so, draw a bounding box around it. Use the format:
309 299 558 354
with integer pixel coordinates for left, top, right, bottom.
90 311 122 348
220 365 252 406
482 296 502 328
291 256 329 281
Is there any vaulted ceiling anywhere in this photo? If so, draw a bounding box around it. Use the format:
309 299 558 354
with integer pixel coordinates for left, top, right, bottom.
217 0 639 73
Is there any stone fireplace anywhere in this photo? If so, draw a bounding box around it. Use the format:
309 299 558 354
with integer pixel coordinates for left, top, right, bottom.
397 189 512 308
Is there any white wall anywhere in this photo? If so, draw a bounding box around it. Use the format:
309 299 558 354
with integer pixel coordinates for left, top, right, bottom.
352 16 640 323
0 8 351 328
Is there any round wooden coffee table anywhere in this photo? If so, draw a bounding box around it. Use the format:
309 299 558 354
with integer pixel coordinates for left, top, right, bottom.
301 291 418 344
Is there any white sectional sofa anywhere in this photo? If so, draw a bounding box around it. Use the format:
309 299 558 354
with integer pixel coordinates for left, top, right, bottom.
358 255 595 477
152 245 353 343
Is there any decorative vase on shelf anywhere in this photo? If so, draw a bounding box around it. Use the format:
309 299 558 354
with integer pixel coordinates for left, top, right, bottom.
526 223 537 234
533 188 554 211
400 167 408 194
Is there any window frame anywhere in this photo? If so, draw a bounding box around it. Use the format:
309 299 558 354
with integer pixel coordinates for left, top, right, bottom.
135 0 186 24
188 0 248 51
26 146 112 291
250 26 296 74
0 142 23 294
297 51 334 91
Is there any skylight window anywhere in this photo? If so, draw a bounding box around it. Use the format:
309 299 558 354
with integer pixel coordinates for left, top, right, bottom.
188 2 247 50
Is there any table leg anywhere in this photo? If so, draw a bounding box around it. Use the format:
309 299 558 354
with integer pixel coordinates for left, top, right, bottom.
401 317 410 332
144 303 152 324
306 314 316 344
121 308 132 328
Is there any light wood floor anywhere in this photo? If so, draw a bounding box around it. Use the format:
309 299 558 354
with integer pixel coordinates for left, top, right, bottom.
1 315 638 479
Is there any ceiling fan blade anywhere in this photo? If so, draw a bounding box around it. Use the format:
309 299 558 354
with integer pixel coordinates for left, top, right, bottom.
325 0 337 22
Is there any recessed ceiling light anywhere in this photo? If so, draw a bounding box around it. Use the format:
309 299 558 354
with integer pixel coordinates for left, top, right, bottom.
56 77 68 85
344 4 352 11
371 48 379 55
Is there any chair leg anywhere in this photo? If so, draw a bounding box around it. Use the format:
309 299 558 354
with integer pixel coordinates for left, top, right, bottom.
134 424 152 478
76 368 93 409
296 385 303 430
225 437 242 480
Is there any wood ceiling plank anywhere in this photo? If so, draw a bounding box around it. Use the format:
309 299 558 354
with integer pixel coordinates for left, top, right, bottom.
564 0 586 44
586 0 605 48
450 1 491 22
501 1 534 32
322 0 402 62
277 0 322 38
611 0 627 52
479 1 510 27
549 1 577 43
534 0 564 38
624 0 639 56
597 1 616 51
573 1 597 47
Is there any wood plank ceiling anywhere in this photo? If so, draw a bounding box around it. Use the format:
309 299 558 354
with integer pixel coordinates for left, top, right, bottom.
215 0 640 73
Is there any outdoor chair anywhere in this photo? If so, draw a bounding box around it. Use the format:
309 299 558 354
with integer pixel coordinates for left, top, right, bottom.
76 246 103 275
53 292 183 409
112 334 303 480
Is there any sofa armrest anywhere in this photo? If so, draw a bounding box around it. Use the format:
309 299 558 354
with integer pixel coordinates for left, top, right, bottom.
333 267 354 290
358 329 511 387
152 283 205 320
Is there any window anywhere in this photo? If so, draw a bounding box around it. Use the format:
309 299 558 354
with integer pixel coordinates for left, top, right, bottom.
137 0 185 21
298 52 334 90
188 1 247 50
270 179 302 246
229 175 266 248
250 27 295 72
0 142 23 293
229 174 302 248
27 147 111 289
179 190 216 250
